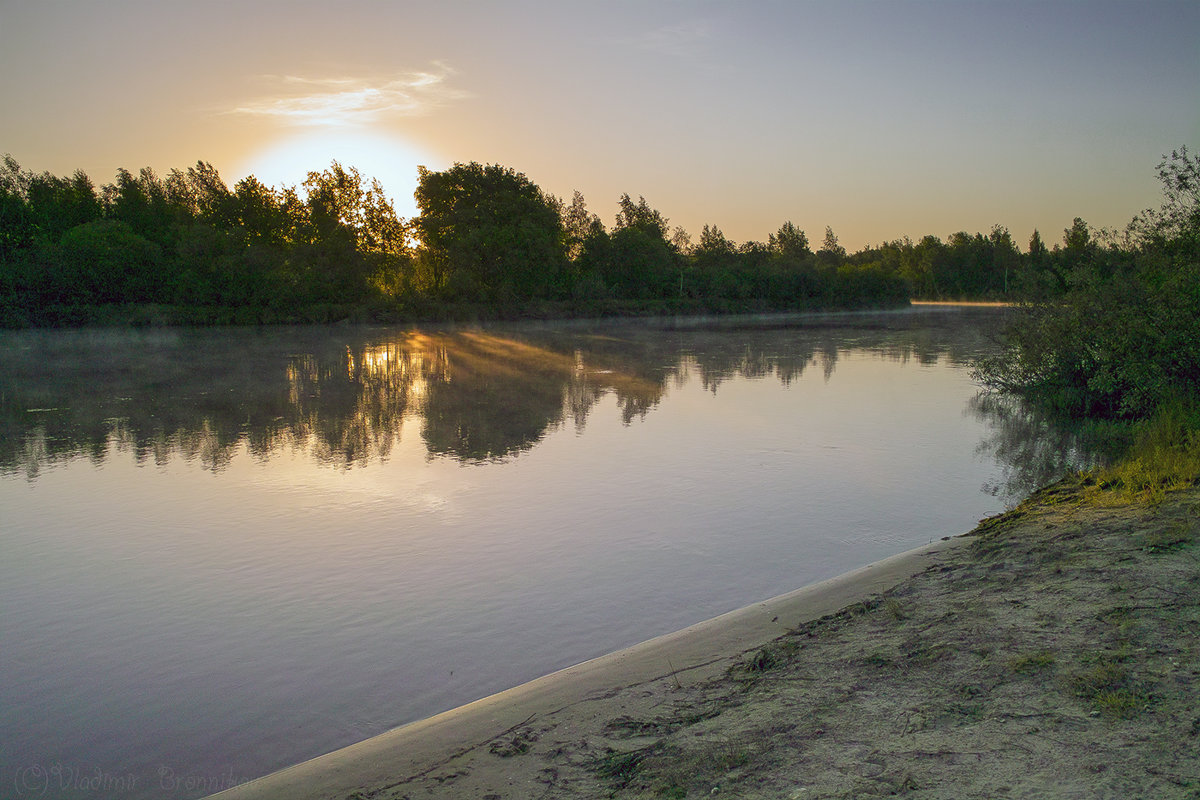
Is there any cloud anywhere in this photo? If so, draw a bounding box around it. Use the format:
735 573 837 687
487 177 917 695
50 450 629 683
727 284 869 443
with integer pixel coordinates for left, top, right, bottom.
228 64 468 126
627 19 714 58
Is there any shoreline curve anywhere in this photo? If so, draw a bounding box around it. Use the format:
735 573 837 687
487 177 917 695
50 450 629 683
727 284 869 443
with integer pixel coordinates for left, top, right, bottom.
207 535 968 800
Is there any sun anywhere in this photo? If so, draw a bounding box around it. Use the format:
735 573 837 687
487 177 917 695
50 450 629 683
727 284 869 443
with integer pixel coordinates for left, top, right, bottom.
236 130 442 220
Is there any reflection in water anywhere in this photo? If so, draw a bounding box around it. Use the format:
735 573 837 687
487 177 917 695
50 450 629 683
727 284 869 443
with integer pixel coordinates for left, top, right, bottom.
969 391 1113 503
0 308 1093 496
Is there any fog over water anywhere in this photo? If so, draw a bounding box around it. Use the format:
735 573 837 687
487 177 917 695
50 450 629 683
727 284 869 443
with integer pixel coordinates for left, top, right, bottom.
0 308 1097 799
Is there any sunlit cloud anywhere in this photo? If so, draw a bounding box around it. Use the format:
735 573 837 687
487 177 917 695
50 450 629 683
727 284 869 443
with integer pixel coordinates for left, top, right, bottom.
228 64 469 126
627 19 714 58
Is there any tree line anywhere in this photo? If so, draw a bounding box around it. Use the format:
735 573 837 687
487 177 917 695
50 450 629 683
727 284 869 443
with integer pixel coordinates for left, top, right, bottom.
0 152 1164 327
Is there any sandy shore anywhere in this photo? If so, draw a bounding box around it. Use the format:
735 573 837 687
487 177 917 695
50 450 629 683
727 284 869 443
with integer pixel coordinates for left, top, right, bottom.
210 482 1199 799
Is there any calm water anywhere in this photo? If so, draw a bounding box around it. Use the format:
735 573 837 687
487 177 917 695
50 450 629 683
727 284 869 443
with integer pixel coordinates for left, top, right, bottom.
0 308 1091 799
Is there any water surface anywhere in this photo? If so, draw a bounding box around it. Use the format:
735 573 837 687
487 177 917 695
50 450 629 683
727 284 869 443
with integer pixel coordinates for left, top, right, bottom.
0 308 1089 798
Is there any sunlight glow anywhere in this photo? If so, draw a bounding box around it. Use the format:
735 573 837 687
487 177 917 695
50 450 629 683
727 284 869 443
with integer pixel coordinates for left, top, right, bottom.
237 130 443 219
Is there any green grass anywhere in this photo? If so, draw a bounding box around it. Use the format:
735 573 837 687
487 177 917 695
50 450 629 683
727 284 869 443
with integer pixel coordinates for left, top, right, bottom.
595 747 651 787
1009 650 1057 674
1086 396 1200 505
1067 658 1155 720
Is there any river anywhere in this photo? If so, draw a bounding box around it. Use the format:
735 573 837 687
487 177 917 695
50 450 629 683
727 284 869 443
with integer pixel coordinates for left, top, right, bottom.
0 307 1092 799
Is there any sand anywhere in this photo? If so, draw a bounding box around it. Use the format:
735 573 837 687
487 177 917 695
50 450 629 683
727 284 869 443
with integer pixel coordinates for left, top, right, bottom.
209 481 1199 799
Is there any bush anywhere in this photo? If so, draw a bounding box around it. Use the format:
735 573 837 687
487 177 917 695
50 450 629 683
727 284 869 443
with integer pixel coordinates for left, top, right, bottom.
974 149 1200 421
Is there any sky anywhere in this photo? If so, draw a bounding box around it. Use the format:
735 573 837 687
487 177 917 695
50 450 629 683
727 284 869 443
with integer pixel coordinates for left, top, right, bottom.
2 0 1196 251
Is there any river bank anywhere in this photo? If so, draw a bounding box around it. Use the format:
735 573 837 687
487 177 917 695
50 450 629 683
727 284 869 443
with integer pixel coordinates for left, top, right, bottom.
209 479 1199 799
0 294 917 330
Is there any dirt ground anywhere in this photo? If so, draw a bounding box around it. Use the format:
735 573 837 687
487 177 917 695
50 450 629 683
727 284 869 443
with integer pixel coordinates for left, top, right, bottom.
345 481 1200 800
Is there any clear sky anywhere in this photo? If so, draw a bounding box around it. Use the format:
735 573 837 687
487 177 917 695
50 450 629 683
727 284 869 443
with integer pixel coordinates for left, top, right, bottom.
2 0 1196 251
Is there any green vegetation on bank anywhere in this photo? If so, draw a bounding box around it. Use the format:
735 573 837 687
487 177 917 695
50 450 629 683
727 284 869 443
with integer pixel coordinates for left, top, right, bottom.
973 147 1200 500
1085 397 1200 504
0 153 1127 328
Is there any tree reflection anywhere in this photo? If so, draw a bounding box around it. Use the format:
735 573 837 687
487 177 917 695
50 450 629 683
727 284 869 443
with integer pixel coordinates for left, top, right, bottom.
969 391 1113 504
0 309 1016 477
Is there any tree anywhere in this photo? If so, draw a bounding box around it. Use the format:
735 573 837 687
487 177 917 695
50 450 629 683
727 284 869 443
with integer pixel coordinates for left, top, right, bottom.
1132 146 1200 251
562 190 601 262
692 224 740 298
414 162 567 300
25 170 102 243
56 220 164 304
944 231 991 296
989 225 1019 296
614 194 669 239
696 224 735 257
604 226 676 299
975 151 1200 420
763 222 817 303
0 185 30 261
164 161 232 227
303 162 366 247
230 176 292 247
105 167 175 245
908 235 946 297
669 226 692 256
1023 228 1065 294
816 226 846 267
1028 229 1047 263
769 221 810 261
286 162 412 302
1060 217 1095 275
0 156 33 265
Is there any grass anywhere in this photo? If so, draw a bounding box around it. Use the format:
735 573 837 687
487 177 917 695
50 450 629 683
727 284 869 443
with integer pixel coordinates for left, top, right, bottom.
646 743 753 798
1141 523 1195 553
864 651 897 668
883 597 909 621
595 749 647 787
1009 650 1057 674
733 639 801 683
1067 658 1155 720
1085 397 1200 505
941 702 986 723
1092 688 1153 720
746 646 780 673
901 638 952 666
594 740 754 797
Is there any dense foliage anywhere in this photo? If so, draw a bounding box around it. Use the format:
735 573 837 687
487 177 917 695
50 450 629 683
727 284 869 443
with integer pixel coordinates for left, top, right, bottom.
1 151 1190 328
0 158 409 325
974 148 1200 422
